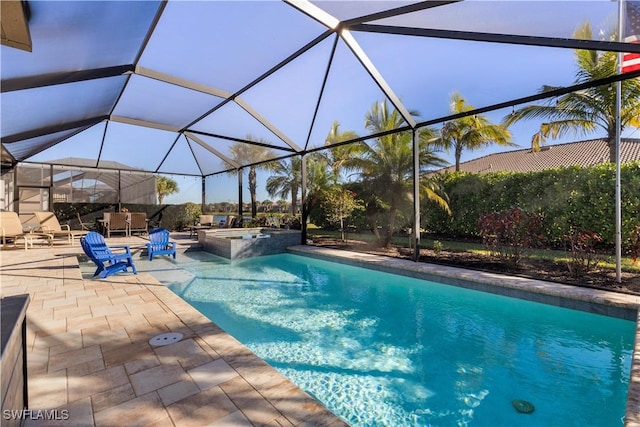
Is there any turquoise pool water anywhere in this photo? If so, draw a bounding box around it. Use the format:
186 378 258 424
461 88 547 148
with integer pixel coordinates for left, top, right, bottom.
166 252 634 426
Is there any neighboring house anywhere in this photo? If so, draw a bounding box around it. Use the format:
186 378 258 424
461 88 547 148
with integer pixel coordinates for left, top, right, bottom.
436 138 640 174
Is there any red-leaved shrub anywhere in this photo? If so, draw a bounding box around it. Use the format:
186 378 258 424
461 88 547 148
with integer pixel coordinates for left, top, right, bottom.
478 208 545 267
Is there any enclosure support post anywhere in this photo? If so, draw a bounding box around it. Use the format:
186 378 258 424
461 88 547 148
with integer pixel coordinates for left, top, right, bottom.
117 170 121 212
301 154 308 245
201 177 206 214
412 128 420 262
237 168 243 222
615 0 623 283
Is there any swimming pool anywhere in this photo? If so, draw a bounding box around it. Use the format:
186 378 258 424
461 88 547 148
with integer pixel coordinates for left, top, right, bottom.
166 251 634 426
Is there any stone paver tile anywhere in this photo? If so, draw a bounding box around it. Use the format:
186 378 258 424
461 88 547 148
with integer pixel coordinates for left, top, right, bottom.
226 354 289 391
82 326 129 348
23 397 93 427
106 313 150 330
102 339 154 368
209 410 253 427
67 365 129 403
153 338 205 363
167 385 238 426
67 315 109 333
94 328 131 351
28 372 68 409
127 301 166 316
66 357 105 377
34 330 82 351
144 312 181 328
91 383 136 413
90 302 130 318
129 363 187 396
109 294 144 306
157 379 200 406
263 382 333 426
48 344 102 373
188 358 238 391
42 296 77 311
52 305 92 320
29 319 67 340
269 416 296 427
64 288 97 299
219 376 282 425
124 353 160 375
94 392 173 427
28 348 50 376
92 287 128 298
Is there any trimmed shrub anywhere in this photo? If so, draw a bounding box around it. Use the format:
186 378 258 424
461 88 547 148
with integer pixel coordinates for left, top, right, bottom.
563 230 603 276
478 207 545 266
423 161 640 248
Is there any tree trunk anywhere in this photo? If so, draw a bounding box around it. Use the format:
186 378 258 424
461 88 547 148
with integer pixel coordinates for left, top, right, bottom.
607 136 616 163
249 167 258 218
382 206 397 248
290 186 298 216
455 145 462 172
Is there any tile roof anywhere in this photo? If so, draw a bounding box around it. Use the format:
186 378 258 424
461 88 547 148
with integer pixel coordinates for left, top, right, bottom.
437 138 640 174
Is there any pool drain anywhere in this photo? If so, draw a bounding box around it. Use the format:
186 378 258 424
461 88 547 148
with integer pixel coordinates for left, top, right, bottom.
512 399 535 414
149 332 183 347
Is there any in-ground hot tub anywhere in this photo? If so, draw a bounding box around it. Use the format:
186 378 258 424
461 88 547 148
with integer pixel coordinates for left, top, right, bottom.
198 228 302 259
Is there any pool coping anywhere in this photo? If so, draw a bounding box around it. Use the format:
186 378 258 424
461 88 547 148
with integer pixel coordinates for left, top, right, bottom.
287 245 640 426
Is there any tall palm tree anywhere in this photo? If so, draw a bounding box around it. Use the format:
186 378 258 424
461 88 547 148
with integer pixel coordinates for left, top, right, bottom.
265 157 301 216
226 136 275 218
156 176 179 204
322 120 361 182
503 22 640 162
346 100 449 247
437 92 514 171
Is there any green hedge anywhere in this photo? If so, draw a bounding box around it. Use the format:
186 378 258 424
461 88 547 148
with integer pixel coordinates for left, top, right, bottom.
422 161 640 248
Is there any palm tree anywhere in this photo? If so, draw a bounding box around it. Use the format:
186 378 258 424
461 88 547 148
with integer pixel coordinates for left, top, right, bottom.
503 22 640 162
437 92 514 171
226 136 275 218
322 120 361 182
266 157 301 216
346 100 449 247
156 176 179 204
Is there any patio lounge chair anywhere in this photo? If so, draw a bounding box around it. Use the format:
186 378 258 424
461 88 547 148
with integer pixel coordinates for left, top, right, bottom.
128 212 148 236
146 228 177 261
0 211 43 249
80 231 137 278
33 211 88 245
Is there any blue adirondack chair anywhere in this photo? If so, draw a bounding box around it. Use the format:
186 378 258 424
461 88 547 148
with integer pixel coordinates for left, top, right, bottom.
146 228 177 261
80 231 137 278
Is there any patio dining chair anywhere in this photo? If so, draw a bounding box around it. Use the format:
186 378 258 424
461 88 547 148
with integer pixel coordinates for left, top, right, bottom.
33 211 87 245
80 231 137 278
146 228 177 261
128 212 148 236
103 212 129 238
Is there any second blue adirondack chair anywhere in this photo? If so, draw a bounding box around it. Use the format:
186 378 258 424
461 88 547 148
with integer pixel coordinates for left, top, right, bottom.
80 231 137 278
146 228 177 261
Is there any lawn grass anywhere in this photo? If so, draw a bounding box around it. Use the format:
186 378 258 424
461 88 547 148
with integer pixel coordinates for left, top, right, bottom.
307 229 640 273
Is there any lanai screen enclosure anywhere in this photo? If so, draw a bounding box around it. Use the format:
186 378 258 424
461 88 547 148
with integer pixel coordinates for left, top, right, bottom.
2 0 639 252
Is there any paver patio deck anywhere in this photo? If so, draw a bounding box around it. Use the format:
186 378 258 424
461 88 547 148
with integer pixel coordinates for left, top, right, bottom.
0 235 347 427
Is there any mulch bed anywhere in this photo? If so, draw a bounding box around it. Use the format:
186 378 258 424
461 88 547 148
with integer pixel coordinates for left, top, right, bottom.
309 237 640 296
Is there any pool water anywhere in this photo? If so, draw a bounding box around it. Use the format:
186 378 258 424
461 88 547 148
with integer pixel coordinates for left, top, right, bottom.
166 252 634 426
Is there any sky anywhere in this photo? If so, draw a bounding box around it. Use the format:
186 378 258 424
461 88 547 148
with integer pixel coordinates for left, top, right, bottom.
7 1 638 206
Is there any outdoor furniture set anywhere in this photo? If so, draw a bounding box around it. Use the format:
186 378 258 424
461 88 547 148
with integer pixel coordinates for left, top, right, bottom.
100 212 148 238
